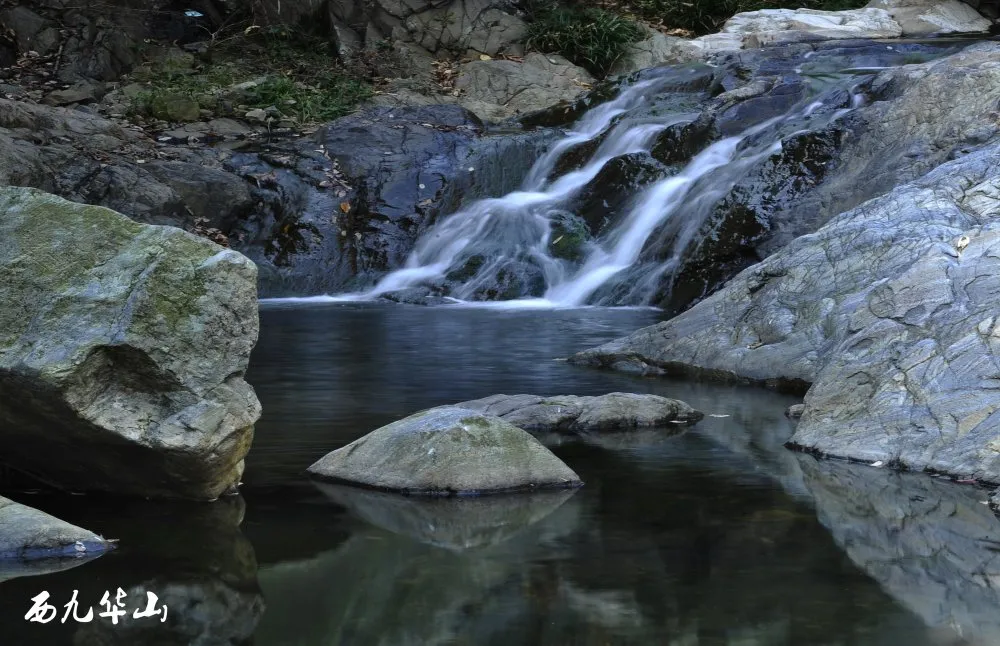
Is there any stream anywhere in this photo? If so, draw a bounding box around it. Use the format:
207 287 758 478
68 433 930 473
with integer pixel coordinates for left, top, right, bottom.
3 304 1000 644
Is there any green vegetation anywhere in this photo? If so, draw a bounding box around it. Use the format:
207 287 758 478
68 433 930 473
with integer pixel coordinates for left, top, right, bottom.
525 3 645 76
128 28 375 124
625 0 870 35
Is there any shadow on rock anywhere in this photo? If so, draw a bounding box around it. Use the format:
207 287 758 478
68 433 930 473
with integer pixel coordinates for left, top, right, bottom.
798 454 1000 644
315 482 578 551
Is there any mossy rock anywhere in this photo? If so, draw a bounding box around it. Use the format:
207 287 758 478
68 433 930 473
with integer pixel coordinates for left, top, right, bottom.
0 187 261 500
148 92 201 122
548 211 592 261
307 407 583 495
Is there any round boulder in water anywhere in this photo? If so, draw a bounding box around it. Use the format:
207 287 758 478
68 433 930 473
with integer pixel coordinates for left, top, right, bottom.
306 407 583 495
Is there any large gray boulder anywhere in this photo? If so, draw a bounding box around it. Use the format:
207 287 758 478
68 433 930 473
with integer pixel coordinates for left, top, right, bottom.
791 222 1000 477
454 393 703 433
610 27 704 77
572 137 1000 480
454 53 595 122
0 187 260 500
0 496 111 562
307 406 583 495
694 7 903 52
867 0 993 35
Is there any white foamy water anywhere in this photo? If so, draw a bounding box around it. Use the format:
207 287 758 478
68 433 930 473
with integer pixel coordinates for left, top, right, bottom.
263 65 871 309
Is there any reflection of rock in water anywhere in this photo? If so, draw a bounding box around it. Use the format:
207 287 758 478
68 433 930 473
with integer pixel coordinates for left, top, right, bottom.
578 427 687 451
0 552 103 585
69 496 264 646
254 491 584 645
0 495 264 646
797 455 1000 645
73 579 263 646
314 482 578 550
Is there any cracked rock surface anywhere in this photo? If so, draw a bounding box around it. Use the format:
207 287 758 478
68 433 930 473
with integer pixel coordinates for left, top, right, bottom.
571 81 1000 479
0 187 260 500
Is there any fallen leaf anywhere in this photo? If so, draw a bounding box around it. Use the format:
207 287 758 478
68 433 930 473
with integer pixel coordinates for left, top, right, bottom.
339 201 351 213
479 54 492 61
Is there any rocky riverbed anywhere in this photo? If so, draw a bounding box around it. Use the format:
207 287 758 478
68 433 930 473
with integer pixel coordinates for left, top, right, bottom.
4 0 1000 642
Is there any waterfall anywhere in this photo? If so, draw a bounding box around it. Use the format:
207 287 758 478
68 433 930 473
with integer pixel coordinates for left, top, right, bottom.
284 65 871 308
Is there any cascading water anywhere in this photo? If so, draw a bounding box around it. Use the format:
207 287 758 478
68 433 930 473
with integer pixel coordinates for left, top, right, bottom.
291 57 884 308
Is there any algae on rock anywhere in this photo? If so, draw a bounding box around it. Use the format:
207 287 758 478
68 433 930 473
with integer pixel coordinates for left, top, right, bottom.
0 187 261 500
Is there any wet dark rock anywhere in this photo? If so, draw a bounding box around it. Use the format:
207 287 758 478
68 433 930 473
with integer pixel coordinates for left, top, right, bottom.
447 257 548 301
548 211 592 261
573 154 668 237
649 118 714 167
379 287 452 306
229 105 553 297
650 126 845 314
454 393 704 433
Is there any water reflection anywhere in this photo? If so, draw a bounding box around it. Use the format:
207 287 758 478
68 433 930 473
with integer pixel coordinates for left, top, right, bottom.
0 552 103 585
798 456 1000 646
315 484 578 550
6 305 1000 644
0 496 264 645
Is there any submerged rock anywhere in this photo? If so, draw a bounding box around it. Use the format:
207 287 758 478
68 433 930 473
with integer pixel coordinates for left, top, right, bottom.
316 482 577 550
0 496 110 564
454 393 703 433
307 406 583 495
0 187 260 500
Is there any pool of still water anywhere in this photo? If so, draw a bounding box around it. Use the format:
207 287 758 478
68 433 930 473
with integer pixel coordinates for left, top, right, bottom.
2 303 999 645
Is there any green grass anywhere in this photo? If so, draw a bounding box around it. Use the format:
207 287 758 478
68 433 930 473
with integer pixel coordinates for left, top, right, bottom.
626 0 870 35
127 28 373 123
525 3 645 76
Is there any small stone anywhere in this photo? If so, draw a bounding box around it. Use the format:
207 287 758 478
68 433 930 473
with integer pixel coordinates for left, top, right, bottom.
244 108 267 123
